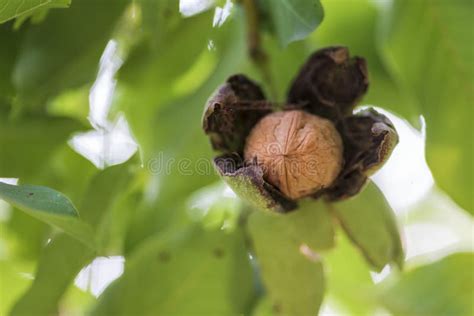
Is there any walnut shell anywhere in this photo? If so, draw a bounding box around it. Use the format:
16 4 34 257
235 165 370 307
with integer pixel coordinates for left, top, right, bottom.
244 110 343 199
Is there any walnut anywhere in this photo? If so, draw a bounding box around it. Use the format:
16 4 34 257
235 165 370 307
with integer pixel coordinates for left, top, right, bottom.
244 110 343 199
203 49 398 212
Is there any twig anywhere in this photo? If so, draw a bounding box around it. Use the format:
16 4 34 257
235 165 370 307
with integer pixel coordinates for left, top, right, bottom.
240 0 277 100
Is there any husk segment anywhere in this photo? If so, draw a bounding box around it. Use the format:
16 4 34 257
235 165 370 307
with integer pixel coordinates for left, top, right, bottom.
287 46 368 121
324 108 398 200
214 154 297 213
202 75 272 154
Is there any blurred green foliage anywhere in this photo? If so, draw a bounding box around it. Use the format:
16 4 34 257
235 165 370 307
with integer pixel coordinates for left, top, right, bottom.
247 201 332 315
93 226 255 316
379 253 474 315
0 0 472 315
331 183 404 271
258 0 324 46
381 0 474 213
11 0 127 112
9 235 94 316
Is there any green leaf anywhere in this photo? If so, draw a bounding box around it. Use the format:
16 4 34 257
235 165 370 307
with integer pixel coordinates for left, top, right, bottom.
378 253 474 316
0 182 77 216
0 0 70 24
2 144 97 262
0 260 33 315
59 282 96 316
92 226 255 315
330 182 403 271
12 0 127 109
381 0 474 213
79 164 135 253
0 115 83 180
260 0 324 46
95 189 140 254
251 200 335 251
9 234 94 316
186 181 242 231
77 165 133 226
46 86 90 124
0 23 24 101
0 181 95 246
247 201 332 315
8 165 134 315
324 232 375 315
44 145 99 204
251 297 274 316
4 202 49 261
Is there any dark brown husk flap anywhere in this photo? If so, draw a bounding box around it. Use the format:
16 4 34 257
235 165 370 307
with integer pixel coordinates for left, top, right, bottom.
324 108 398 200
286 46 368 122
202 74 273 154
214 153 297 212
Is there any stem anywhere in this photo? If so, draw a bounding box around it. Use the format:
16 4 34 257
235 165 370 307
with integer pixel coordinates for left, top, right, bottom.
240 0 277 99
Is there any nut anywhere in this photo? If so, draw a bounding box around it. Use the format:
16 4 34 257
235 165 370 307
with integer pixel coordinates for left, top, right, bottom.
244 110 343 199
203 48 398 211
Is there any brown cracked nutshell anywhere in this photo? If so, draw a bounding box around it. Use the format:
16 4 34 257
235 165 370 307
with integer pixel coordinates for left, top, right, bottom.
244 110 343 199
202 46 398 213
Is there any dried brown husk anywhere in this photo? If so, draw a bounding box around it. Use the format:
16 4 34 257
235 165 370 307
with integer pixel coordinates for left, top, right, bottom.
202 74 273 154
287 46 368 121
324 108 398 200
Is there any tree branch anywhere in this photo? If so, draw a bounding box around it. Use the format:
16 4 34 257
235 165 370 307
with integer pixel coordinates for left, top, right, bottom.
241 0 277 99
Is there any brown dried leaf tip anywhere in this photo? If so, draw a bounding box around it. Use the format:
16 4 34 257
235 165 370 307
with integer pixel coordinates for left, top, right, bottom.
202 47 398 212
